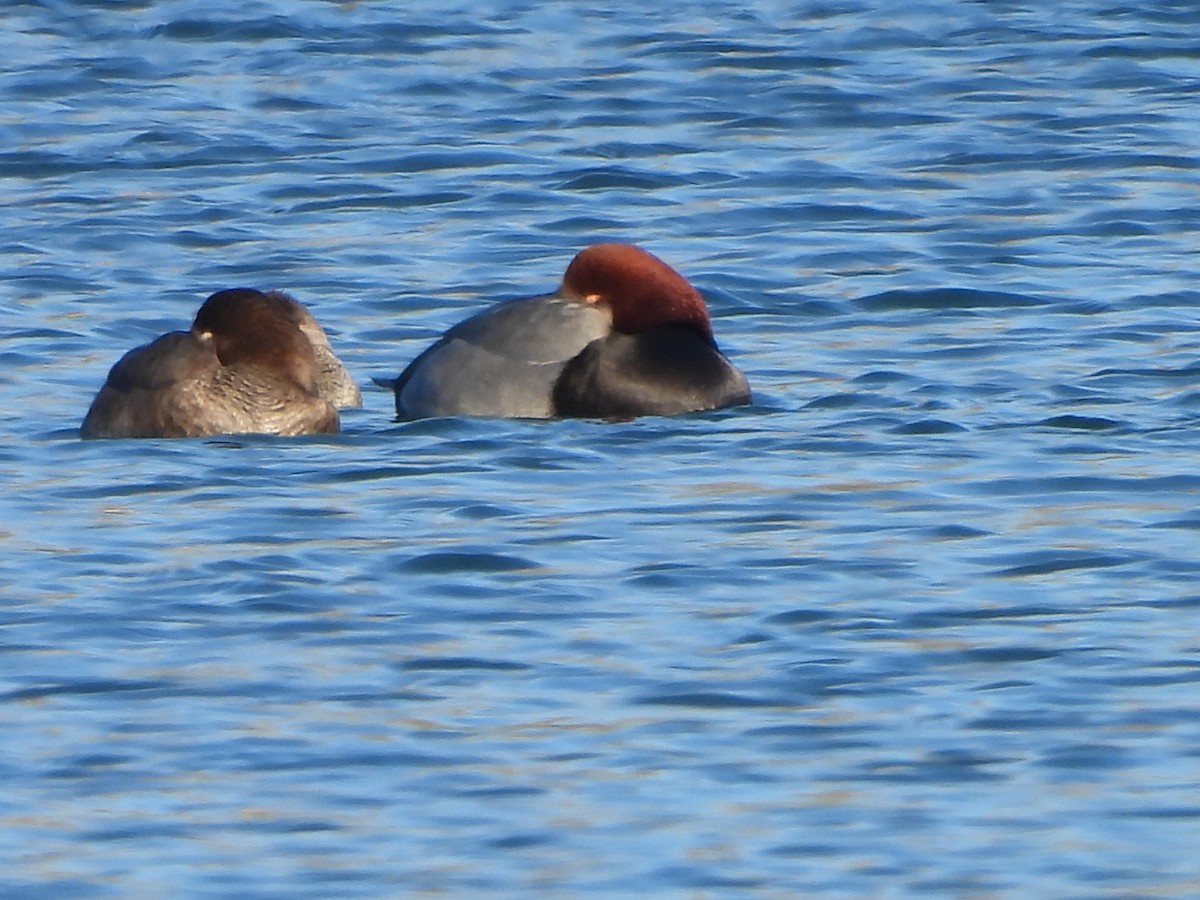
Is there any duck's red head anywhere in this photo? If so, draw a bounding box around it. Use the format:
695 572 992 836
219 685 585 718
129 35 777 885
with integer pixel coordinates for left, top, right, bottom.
561 243 713 341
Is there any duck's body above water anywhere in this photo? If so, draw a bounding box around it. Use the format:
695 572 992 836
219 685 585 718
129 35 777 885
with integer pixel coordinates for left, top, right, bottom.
81 288 360 439
385 243 751 420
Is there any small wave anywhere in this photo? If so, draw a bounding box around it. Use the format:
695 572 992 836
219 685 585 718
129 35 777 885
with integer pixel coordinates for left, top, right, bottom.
1034 415 1123 431
400 551 537 574
397 656 531 671
554 166 690 191
855 288 1045 311
890 418 968 435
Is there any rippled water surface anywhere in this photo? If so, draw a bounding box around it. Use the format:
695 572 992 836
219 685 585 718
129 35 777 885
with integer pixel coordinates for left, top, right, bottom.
4 1 1200 896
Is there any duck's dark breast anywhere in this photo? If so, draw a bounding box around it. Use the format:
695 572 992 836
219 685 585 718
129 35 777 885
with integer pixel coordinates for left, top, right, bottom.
551 324 751 419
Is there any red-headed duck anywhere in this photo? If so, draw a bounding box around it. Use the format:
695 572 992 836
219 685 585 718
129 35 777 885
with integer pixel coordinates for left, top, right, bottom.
384 243 751 419
81 288 361 439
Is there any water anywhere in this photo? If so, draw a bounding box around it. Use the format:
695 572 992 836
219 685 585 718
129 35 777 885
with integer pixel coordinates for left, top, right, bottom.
3 1 1200 896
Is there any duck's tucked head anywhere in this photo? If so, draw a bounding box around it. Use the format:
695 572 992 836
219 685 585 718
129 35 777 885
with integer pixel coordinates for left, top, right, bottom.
561 243 713 342
191 288 320 391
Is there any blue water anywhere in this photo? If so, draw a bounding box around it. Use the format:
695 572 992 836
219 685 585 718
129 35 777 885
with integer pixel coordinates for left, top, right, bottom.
4 1 1200 896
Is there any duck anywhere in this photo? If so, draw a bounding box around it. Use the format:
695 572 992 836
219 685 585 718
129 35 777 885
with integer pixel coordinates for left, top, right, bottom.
382 243 750 420
81 288 361 439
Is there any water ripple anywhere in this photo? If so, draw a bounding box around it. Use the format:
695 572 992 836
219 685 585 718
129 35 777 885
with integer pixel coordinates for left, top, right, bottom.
2 1 1199 897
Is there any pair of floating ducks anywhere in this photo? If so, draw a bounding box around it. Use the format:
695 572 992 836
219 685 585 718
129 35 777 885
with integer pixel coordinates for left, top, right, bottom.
80 243 752 439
